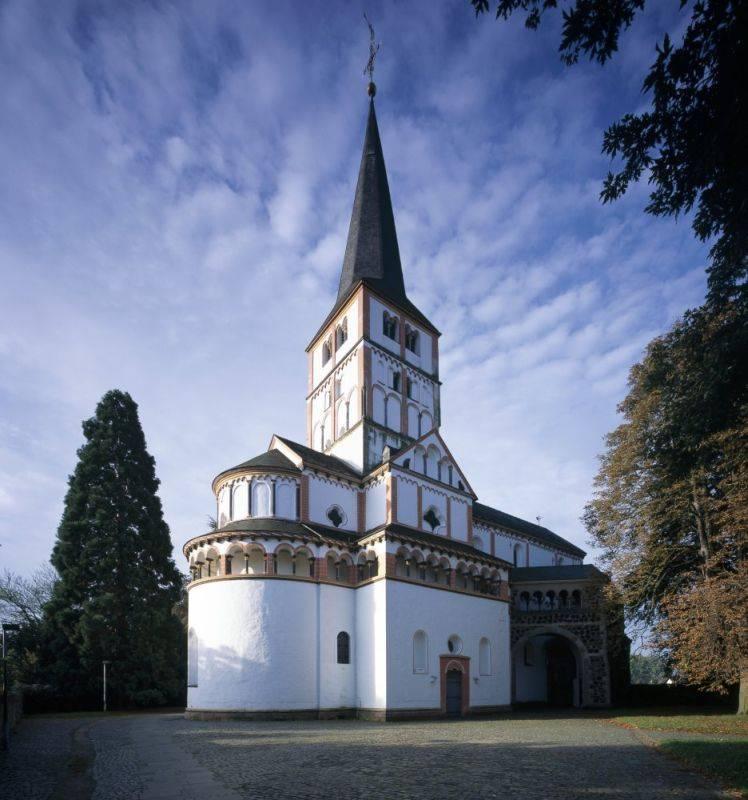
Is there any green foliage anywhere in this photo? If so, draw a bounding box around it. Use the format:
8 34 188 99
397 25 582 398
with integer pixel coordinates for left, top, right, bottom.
583 295 747 697
40 390 185 707
472 0 748 303
630 652 669 684
659 740 748 795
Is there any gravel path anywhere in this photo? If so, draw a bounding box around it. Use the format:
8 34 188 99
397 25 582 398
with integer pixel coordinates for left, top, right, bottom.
0 712 732 800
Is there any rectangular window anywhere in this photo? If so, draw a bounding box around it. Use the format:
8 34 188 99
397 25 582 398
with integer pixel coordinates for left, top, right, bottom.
406 376 414 398
391 371 401 392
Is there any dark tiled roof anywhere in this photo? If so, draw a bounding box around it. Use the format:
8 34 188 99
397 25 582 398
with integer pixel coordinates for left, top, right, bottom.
215 448 301 481
373 523 511 567
510 564 607 583
308 100 437 348
473 502 586 558
185 517 361 552
275 436 361 480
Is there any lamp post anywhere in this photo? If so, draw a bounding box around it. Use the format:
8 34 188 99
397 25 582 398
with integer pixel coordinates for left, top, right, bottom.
102 660 111 712
2 622 22 751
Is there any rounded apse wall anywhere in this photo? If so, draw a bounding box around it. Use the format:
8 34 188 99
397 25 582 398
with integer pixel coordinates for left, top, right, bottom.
187 579 319 712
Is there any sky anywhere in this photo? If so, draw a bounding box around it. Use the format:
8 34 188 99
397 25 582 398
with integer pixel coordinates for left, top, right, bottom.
0 0 708 577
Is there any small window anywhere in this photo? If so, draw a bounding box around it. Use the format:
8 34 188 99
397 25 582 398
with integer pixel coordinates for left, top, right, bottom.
405 324 420 354
413 630 428 674
423 506 441 532
479 637 492 675
334 378 343 399
188 628 198 687
457 480 465 491
390 370 401 392
322 336 332 366
337 631 350 664
403 457 411 469
448 465 453 485
447 634 463 655
383 311 399 340
326 505 346 528
335 318 348 348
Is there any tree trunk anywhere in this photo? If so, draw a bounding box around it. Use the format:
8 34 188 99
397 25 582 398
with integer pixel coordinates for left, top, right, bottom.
739 659 748 715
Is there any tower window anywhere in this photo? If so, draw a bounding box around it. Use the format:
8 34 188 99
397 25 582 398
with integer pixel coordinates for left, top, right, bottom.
322 336 332 366
335 318 348 348
405 325 420 354
403 457 411 469
383 311 399 340
390 370 401 392
406 376 414 399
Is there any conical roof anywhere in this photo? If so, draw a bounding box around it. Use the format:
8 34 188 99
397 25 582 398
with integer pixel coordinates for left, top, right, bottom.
336 100 407 306
308 99 437 349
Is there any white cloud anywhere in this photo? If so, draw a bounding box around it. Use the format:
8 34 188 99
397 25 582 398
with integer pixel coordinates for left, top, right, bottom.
0 0 708 574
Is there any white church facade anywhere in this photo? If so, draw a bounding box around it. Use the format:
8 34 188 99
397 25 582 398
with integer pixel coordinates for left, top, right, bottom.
183 94 627 720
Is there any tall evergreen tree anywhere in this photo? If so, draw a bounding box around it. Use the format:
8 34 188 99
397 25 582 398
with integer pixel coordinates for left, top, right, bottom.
42 390 184 707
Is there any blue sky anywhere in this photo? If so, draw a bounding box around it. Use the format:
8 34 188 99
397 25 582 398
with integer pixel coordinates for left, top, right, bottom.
0 0 708 576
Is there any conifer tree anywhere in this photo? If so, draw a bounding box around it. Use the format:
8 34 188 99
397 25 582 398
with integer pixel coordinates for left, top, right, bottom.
42 390 184 707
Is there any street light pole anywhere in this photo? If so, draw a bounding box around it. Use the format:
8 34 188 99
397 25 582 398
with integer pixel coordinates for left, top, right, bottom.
2 622 21 751
102 660 111 712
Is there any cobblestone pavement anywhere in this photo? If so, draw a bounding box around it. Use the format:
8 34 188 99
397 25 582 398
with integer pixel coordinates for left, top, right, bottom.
0 712 732 800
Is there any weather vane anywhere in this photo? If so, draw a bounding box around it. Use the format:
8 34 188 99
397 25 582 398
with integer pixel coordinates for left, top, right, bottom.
363 13 380 97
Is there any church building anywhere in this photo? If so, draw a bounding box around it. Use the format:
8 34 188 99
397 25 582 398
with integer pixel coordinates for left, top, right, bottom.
183 89 627 720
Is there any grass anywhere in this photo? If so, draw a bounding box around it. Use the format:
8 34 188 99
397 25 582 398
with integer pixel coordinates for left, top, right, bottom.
608 707 748 736
659 739 748 796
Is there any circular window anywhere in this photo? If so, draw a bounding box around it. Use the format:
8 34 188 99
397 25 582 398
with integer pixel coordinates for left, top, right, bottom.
447 635 463 655
326 505 347 528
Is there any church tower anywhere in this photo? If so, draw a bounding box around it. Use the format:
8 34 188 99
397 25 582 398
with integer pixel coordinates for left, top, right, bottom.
306 97 441 472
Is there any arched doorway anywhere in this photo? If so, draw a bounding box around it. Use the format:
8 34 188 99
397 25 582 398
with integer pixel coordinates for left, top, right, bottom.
445 669 462 716
512 631 582 707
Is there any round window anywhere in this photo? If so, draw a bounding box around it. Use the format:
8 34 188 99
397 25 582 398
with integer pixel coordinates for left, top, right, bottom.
447 635 463 655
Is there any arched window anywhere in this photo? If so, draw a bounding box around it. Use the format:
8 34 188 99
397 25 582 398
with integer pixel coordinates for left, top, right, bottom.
246 548 265 575
188 628 198 687
383 311 399 340
405 324 420 354
335 317 348 348
559 590 569 608
519 591 530 610
571 589 582 608
326 553 337 580
337 631 350 664
252 481 271 518
532 591 543 610
322 336 332 365
413 630 428 674
479 637 492 676
513 543 523 567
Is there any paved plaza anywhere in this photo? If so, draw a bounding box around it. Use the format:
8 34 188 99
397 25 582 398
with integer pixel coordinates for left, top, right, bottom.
0 712 730 800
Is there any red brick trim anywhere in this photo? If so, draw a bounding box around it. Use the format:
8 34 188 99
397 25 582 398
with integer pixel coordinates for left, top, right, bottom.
300 475 310 522
357 490 365 534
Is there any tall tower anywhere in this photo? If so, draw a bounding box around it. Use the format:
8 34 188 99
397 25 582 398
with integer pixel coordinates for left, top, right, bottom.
305 97 441 472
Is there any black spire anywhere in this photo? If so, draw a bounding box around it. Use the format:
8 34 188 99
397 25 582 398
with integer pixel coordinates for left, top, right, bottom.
336 99 408 307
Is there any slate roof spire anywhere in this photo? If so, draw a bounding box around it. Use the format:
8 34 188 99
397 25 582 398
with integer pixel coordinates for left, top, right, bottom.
336 98 408 308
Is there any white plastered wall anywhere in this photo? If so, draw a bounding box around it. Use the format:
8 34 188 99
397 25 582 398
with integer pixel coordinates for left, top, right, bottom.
354 579 387 710
365 478 386 531
384 581 510 710
307 473 357 531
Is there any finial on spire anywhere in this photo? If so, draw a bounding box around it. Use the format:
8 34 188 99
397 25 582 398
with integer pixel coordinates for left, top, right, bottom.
363 13 380 98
